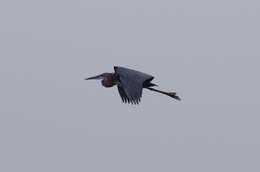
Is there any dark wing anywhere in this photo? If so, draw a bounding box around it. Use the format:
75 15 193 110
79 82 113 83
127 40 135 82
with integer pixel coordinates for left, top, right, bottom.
117 85 131 103
114 66 154 104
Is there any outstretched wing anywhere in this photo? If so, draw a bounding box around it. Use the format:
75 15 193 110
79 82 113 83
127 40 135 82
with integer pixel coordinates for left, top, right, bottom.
117 85 131 103
114 66 154 104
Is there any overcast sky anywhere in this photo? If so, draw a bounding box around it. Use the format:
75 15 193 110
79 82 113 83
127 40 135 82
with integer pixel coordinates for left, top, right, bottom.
0 0 260 171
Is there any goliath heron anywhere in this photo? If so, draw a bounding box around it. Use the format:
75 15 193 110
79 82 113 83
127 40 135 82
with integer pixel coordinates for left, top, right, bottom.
85 66 180 104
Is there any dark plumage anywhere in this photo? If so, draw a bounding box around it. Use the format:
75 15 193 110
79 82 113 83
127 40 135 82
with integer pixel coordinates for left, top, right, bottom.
85 66 180 104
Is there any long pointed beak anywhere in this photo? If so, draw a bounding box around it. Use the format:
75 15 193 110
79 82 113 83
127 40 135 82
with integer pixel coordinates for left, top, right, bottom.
85 74 102 80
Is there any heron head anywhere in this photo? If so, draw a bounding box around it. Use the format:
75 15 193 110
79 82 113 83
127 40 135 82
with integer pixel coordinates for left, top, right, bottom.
85 73 105 80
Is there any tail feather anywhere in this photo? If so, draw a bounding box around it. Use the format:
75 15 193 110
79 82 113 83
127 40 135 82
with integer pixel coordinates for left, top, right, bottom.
149 83 158 87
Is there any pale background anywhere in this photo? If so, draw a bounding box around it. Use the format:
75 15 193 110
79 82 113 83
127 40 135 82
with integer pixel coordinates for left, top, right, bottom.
0 0 260 171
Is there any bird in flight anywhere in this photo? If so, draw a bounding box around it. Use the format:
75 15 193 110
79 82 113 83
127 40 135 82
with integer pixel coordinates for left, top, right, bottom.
85 66 180 104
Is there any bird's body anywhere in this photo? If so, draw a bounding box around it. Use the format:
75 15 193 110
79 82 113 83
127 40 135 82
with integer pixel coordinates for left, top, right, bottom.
86 66 180 104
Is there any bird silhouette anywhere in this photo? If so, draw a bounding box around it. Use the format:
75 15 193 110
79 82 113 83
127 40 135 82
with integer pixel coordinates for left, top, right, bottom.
85 66 180 104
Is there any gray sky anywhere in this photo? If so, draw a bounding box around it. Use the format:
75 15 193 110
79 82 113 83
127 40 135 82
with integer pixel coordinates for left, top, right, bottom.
0 0 260 171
